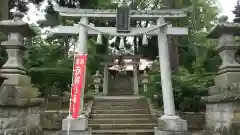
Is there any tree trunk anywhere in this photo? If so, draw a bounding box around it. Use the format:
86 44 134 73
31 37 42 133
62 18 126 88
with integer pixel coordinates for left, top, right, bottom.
162 0 179 72
0 0 9 20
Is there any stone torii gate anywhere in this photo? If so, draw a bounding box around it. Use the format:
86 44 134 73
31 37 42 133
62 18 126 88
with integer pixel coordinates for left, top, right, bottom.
47 3 189 135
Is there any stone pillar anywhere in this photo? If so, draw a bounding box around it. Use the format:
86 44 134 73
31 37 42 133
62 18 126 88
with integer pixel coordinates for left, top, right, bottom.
133 62 139 95
103 63 108 95
0 12 43 135
60 17 91 135
155 18 188 135
202 16 240 135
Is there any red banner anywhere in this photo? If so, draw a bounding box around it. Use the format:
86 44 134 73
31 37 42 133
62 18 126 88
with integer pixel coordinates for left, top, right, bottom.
70 54 87 119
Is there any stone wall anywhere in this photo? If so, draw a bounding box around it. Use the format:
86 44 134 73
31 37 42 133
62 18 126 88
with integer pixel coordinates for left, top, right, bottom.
0 106 42 135
40 98 93 132
205 102 240 134
40 110 68 130
178 112 205 130
44 96 68 110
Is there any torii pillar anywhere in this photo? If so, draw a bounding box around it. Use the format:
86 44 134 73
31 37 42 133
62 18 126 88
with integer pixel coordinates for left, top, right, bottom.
60 17 91 135
154 18 189 135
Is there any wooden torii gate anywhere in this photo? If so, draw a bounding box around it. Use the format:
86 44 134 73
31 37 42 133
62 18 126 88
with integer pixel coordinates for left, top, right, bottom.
46 4 189 135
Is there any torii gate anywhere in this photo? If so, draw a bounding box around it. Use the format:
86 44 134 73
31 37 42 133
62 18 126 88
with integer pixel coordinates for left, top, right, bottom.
47 2 189 135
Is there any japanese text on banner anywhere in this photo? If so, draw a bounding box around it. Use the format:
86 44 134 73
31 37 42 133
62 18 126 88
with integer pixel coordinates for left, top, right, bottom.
70 54 87 119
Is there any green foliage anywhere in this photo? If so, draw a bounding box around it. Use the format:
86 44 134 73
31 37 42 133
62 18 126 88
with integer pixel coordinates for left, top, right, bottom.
140 0 220 111
143 68 213 112
23 34 102 96
233 0 240 23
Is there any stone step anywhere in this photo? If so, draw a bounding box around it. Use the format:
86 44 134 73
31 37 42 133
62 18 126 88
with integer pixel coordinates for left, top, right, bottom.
108 94 134 96
94 100 146 104
92 129 154 135
112 88 131 89
89 118 155 124
109 92 132 93
108 92 133 94
91 109 150 114
92 129 154 133
92 105 148 110
109 91 132 93
92 133 153 135
108 93 133 95
94 97 142 101
89 123 156 130
90 114 153 119
93 103 149 107
93 102 148 106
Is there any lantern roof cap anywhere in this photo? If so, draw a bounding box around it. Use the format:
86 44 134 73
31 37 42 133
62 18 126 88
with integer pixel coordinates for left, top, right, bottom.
207 15 240 39
0 11 37 37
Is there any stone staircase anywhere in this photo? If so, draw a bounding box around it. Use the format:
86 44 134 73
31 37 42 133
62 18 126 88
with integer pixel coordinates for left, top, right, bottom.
108 76 133 96
89 97 157 135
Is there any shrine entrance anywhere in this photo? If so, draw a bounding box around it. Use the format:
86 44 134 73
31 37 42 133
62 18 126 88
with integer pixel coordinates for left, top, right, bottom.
48 1 189 134
101 55 143 96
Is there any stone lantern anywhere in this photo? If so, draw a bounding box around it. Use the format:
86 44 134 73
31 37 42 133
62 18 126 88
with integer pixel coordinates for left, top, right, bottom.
0 11 39 103
202 15 240 135
0 12 43 135
93 70 102 93
142 70 149 92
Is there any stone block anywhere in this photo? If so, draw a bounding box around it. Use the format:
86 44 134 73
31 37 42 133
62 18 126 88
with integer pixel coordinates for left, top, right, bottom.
205 102 240 134
158 117 187 132
214 72 240 87
154 127 190 135
40 110 67 130
179 113 205 130
59 128 91 135
62 117 88 131
0 108 9 118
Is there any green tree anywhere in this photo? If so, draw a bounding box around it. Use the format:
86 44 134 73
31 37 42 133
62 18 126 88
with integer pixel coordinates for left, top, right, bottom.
233 0 240 23
142 0 220 111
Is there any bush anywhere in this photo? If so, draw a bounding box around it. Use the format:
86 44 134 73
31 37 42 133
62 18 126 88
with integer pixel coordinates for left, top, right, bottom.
141 67 214 112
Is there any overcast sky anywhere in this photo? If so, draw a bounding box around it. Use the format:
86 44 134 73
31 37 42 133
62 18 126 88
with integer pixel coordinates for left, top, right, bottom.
219 0 237 21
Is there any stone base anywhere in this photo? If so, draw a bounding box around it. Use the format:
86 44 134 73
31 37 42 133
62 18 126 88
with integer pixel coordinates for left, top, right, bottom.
205 102 240 135
62 116 88 131
0 103 43 135
59 128 91 135
0 74 38 101
214 71 240 87
60 117 91 135
0 125 43 135
154 127 190 135
155 115 189 135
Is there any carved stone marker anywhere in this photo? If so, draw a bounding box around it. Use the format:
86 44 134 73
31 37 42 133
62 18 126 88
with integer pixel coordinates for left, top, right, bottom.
116 0 130 33
203 16 240 135
0 12 43 135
